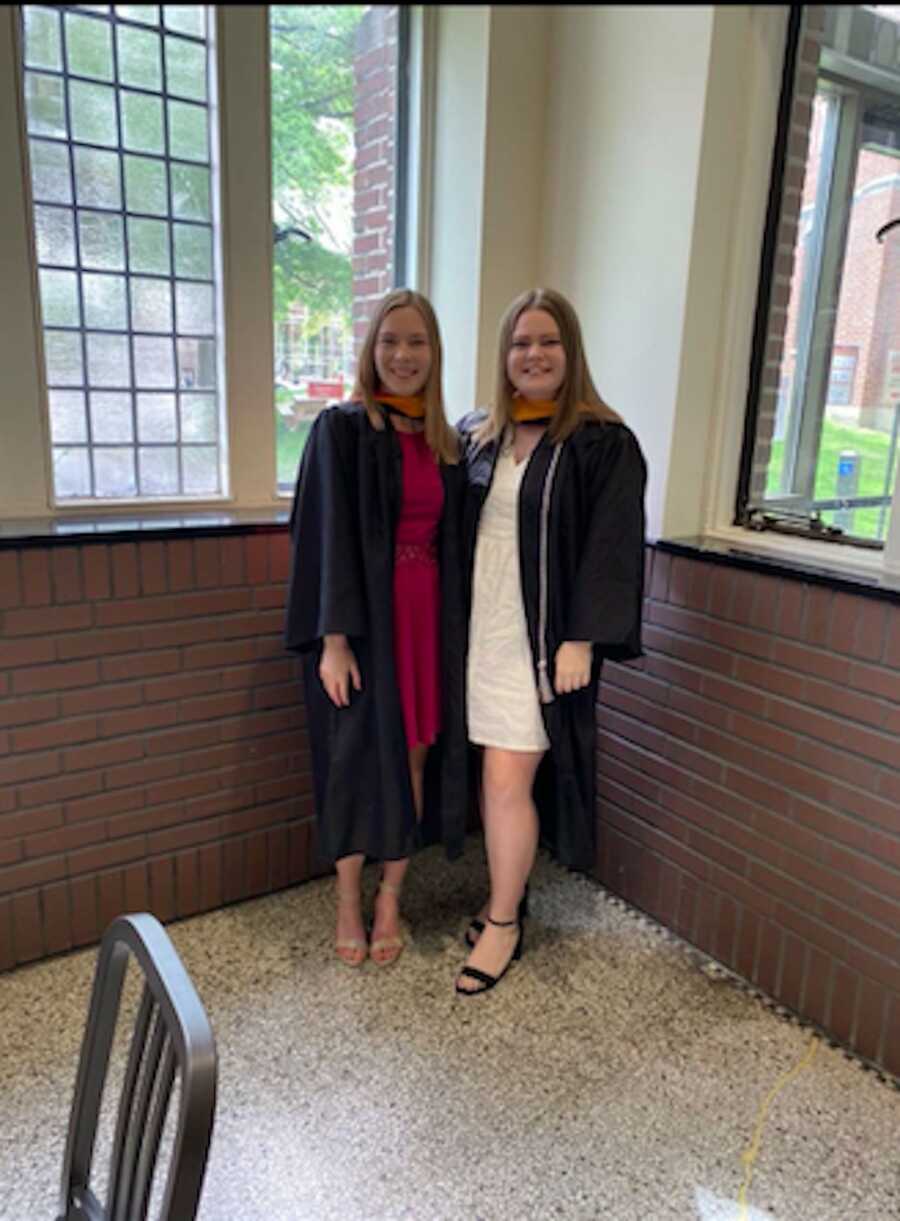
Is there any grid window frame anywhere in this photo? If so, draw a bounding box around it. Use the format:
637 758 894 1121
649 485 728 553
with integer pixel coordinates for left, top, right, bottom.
2 6 422 520
21 3 224 505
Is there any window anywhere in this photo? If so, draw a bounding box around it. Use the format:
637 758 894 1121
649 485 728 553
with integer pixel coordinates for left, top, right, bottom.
4 7 416 517
21 4 223 504
826 346 858 406
740 5 900 550
269 5 403 493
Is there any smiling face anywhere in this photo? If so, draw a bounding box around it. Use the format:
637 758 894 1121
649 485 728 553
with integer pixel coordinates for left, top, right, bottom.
506 308 567 402
374 306 433 397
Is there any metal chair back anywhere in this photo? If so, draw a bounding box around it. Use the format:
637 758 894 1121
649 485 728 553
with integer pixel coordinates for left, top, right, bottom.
57 914 217 1221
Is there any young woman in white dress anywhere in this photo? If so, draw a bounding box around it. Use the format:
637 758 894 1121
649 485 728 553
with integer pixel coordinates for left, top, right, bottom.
455 289 646 995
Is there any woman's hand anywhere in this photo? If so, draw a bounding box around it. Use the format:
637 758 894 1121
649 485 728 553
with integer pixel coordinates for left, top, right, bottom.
554 641 592 695
319 634 362 707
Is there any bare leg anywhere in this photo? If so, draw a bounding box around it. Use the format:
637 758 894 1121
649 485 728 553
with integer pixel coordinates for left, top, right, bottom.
334 852 366 966
456 747 544 992
371 745 429 964
408 743 428 823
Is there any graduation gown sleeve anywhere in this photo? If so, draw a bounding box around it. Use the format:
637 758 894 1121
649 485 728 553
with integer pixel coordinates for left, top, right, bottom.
284 407 368 654
564 424 647 659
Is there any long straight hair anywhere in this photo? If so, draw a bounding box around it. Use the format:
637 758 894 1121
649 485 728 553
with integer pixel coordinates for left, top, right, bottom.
478 287 622 445
352 289 459 464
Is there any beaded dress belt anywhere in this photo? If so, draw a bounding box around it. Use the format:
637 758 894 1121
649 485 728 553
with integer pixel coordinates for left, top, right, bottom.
395 542 437 565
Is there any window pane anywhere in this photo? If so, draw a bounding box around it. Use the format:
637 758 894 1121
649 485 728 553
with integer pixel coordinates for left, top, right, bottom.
65 12 114 82
30 139 72 204
164 6 205 38
73 146 121 208
39 269 81 327
127 216 170 273
116 5 160 25
168 99 207 161
23 3 222 503
745 6 900 546
131 276 172 331
117 24 162 91
165 35 206 102
176 337 214 388
26 72 67 138
134 336 175 387
94 446 137 496
121 90 164 154
270 5 402 492
175 281 214 334
173 222 212 278
170 162 210 220
124 154 168 214
182 445 218 493
83 272 128 328
180 392 215 441
35 205 76 266
87 332 130 385
49 391 88 443
90 391 133 442
79 211 125 270
24 8 62 71
45 330 84 385
69 80 117 146
139 446 179 494
53 447 92 497
137 392 176 440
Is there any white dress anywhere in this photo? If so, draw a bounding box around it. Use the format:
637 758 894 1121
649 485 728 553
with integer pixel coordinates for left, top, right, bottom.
467 441 550 752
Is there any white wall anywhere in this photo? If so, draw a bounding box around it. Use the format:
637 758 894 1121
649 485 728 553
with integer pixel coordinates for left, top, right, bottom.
701 6 792 538
476 6 551 405
428 5 790 544
539 5 715 539
431 1 722 480
428 5 550 419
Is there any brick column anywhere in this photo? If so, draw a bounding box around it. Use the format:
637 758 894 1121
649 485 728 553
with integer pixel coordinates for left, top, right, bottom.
749 6 825 503
352 5 399 353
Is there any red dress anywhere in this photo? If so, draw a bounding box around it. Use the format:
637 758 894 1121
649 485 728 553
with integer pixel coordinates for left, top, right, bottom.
393 429 443 748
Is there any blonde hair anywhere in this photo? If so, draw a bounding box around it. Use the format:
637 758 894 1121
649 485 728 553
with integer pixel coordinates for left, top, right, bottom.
352 288 458 464
478 287 621 445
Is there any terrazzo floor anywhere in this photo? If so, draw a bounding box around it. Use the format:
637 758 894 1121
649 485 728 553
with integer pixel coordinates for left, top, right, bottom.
1 835 899 1221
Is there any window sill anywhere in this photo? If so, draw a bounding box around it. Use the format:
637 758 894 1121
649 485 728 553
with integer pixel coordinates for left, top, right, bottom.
0 508 291 550
656 526 900 605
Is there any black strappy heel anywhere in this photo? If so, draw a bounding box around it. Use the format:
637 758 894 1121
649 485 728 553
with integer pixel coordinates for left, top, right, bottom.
465 884 529 948
454 915 524 996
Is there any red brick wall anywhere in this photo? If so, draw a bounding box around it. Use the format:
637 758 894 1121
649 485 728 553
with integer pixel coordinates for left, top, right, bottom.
4 533 900 1076
598 547 900 1076
351 5 399 350
0 531 314 969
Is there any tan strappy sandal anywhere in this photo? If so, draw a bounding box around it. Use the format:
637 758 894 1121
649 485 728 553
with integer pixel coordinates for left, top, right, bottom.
369 880 405 967
335 888 367 967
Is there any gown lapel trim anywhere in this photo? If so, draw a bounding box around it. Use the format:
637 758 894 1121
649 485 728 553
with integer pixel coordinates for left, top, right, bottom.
536 441 564 705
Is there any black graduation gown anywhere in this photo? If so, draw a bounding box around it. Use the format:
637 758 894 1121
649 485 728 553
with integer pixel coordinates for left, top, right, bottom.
458 412 647 872
284 402 468 865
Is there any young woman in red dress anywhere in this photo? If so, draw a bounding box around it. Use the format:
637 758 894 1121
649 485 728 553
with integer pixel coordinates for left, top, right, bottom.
285 290 467 968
